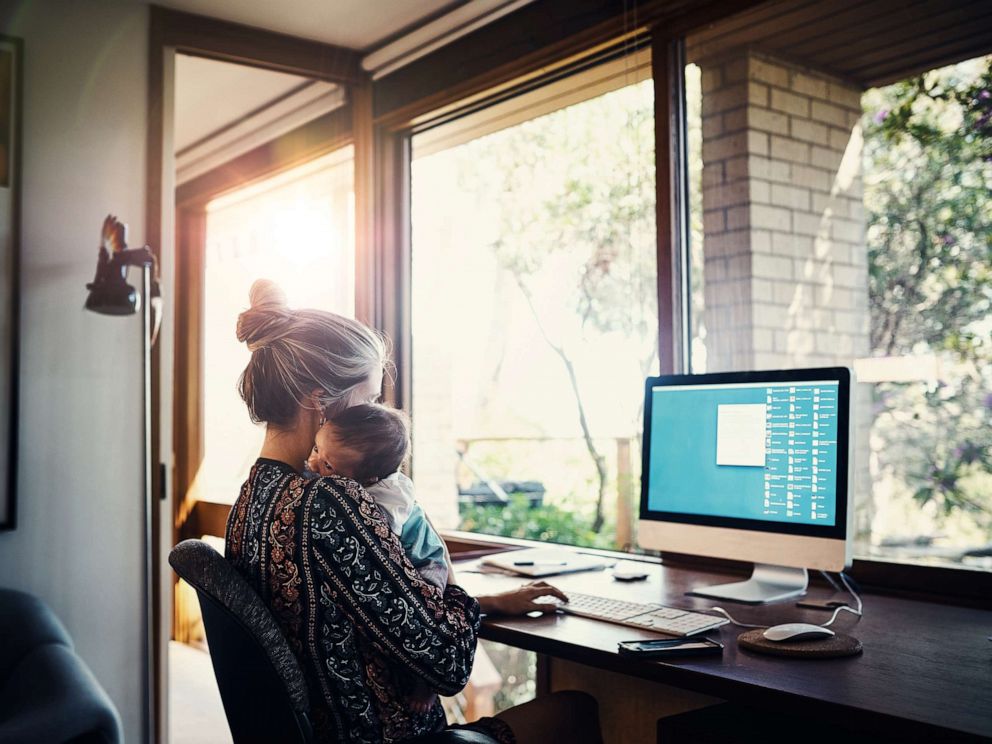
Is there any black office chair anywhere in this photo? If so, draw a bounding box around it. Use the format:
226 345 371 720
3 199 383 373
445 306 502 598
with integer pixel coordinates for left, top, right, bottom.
169 539 499 744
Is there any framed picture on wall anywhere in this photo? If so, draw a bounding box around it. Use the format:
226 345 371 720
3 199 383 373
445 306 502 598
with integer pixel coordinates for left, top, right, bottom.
0 35 21 530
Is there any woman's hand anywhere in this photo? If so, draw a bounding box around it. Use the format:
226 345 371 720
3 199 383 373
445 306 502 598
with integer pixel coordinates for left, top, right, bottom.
477 581 569 616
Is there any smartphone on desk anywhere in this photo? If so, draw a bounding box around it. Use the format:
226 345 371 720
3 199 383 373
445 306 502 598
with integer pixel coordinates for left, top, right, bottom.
617 637 723 659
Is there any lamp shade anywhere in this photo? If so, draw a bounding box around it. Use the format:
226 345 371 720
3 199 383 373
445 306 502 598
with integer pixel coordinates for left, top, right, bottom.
84 215 157 316
84 276 140 315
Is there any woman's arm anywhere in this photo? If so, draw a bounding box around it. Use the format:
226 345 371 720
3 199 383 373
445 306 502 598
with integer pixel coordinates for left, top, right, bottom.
305 477 480 696
420 510 568 607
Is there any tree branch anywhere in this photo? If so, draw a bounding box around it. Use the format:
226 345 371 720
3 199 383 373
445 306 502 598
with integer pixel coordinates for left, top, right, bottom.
511 272 610 532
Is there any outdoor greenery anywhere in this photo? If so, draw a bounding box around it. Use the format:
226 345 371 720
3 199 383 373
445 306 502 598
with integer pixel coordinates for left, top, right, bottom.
862 57 992 556
450 57 991 563
460 495 617 549
478 641 535 714
452 79 657 539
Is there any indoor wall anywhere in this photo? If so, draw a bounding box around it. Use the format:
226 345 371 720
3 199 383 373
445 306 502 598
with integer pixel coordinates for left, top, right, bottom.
0 1 150 742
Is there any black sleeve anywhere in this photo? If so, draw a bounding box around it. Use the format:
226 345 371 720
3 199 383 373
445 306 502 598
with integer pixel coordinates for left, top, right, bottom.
305 476 480 696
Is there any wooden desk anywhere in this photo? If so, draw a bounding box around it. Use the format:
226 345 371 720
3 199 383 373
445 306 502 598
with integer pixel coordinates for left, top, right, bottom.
456 558 992 743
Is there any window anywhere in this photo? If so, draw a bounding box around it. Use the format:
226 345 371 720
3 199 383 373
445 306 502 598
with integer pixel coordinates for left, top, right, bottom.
682 8 991 569
410 52 656 550
191 148 355 504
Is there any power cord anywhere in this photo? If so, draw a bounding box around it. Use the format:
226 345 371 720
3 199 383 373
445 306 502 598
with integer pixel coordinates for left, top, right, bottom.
819 572 864 627
819 569 843 593
706 572 864 630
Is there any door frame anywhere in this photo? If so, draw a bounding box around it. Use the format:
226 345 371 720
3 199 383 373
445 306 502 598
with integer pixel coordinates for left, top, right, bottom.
146 8 365 742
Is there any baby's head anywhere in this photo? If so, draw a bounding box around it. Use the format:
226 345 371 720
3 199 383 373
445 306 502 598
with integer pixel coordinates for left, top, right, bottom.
307 403 410 486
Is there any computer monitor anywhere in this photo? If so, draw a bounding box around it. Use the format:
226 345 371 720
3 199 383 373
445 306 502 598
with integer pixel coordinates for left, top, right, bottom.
638 367 853 604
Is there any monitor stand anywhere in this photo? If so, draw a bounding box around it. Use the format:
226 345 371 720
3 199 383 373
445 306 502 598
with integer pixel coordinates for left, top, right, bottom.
687 564 808 605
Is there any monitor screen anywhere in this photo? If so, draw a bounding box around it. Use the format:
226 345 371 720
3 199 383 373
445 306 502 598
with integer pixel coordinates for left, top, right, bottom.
641 370 849 538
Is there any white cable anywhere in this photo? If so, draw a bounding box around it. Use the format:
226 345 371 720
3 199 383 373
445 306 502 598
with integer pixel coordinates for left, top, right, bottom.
819 569 843 593
705 572 863 630
707 606 767 629
820 572 864 628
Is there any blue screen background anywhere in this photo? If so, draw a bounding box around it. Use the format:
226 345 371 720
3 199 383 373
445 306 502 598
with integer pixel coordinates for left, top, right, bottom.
646 382 839 527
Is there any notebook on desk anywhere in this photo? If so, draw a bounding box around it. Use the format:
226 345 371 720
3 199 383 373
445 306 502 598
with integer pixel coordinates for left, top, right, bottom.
480 548 614 577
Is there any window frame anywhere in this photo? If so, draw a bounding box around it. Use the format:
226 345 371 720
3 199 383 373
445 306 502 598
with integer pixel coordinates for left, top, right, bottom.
662 34 992 602
404 43 658 539
370 0 992 607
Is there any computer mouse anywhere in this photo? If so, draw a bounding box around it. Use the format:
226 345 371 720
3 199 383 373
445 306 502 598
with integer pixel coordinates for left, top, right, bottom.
762 623 835 643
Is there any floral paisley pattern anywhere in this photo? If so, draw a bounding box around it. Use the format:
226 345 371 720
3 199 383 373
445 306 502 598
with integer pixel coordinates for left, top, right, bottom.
226 458 514 744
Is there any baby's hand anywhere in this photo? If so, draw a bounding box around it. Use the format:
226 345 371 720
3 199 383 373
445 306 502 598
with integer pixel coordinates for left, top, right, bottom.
307 445 335 477
409 677 438 714
409 692 438 715
305 445 321 475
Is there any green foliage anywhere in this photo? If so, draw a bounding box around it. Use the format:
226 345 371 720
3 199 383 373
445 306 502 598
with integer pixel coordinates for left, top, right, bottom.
459 495 617 549
864 57 992 535
457 81 659 352
478 641 535 713
864 58 992 356
448 81 659 537
874 377 992 524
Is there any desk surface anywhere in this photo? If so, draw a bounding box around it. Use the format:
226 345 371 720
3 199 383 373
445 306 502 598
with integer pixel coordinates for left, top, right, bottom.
456 557 992 741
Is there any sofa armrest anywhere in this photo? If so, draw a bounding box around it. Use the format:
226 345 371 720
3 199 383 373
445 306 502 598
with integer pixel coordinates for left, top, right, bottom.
0 643 122 744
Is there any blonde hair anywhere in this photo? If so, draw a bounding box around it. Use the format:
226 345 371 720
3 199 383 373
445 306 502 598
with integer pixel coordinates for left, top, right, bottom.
236 279 387 427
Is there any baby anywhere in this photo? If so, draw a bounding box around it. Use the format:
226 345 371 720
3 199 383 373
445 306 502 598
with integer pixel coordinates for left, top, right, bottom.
306 403 449 713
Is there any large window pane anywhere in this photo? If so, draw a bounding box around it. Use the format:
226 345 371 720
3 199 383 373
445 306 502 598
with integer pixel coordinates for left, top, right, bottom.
684 12 991 569
411 55 657 550
195 148 355 504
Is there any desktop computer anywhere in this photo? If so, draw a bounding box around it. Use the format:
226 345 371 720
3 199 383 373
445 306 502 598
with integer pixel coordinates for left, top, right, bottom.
637 367 854 604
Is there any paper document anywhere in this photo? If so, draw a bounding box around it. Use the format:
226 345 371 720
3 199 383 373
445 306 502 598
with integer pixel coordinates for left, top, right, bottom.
481 549 614 578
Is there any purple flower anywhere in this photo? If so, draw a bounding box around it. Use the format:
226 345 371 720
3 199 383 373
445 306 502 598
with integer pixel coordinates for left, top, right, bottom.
941 234 956 246
980 90 991 100
956 442 982 466
983 392 992 409
873 108 890 124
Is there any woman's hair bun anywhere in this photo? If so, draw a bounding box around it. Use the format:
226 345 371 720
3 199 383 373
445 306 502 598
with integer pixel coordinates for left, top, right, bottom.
237 279 292 351
248 278 287 310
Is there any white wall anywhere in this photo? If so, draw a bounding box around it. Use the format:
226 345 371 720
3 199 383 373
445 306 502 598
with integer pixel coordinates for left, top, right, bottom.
0 1 149 741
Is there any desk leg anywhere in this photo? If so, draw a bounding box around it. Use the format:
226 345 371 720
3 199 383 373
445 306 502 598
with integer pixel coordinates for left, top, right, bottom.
536 654 552 697
544 658 722 744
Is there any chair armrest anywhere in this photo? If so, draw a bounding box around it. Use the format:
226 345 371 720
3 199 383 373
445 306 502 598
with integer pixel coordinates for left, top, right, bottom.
415 731 499 744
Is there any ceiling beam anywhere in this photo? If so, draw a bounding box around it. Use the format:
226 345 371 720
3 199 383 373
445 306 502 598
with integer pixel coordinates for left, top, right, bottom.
151 6 365 85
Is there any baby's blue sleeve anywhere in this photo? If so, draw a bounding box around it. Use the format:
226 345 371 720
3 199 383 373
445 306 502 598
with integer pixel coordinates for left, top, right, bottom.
399 504 448 588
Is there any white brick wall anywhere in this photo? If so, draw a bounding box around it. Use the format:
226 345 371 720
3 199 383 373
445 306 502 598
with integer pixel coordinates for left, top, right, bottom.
698 48 872 531
699 48 869 372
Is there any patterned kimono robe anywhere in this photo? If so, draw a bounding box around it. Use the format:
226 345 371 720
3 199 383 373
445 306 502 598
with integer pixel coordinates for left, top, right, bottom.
226 458 513 743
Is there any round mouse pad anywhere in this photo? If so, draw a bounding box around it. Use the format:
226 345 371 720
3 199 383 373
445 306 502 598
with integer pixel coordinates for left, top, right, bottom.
737 628 862 658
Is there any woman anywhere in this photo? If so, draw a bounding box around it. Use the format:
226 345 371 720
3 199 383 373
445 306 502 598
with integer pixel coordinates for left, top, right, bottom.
226 280 603 744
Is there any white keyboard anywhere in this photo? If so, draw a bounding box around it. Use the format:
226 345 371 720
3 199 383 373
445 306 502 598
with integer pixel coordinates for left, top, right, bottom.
559 592 728 637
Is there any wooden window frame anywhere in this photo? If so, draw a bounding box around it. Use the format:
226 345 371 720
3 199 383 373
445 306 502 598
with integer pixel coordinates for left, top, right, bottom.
150 22 991 732
367 1 992 607
658 33 992 604
148 8 363 740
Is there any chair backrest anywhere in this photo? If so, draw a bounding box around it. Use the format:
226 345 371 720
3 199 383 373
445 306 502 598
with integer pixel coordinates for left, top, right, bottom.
168 539 314 744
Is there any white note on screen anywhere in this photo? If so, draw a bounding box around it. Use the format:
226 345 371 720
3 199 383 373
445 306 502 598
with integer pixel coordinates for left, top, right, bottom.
716 404 767 467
